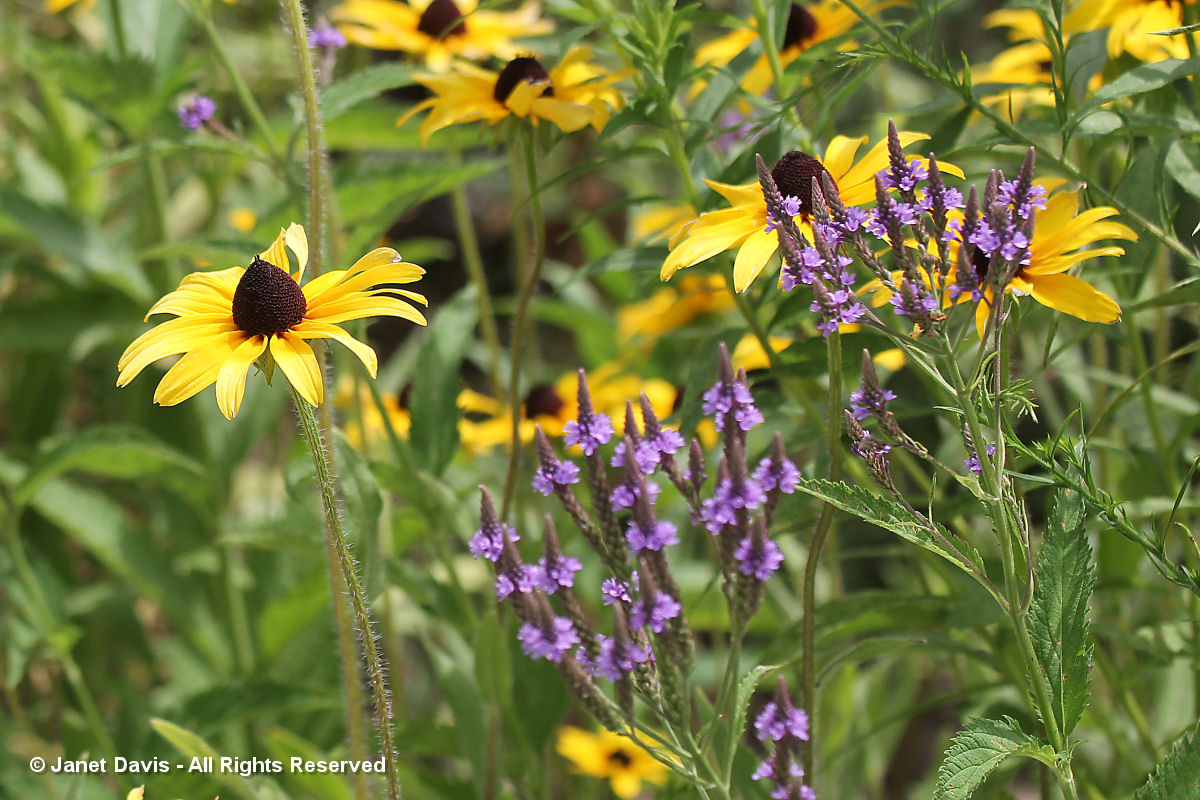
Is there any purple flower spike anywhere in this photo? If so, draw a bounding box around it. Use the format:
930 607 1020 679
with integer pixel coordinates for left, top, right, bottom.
564 370 615 456
766 195 803 234
531 459 581 496
601 576 633 606
469 522 518 562
535 552 582 593
848 385 897 422
753 455 801 494
734 536 784 580
754 702 810 742
610 479 661 511
309 23 347 49
630 592 682 633
517 617 579 663
700 477 767 534
626 519 678 553
581 634 651 682
963 444 997 476
177 96 216 131
702 377 764 432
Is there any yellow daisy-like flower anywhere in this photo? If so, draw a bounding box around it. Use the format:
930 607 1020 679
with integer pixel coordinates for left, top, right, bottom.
331 0 552 71
616 274 735 345
458 365 677 455
117 224 428 419
556 726 670 799
662 131 961 292
866 185 1135 334
694 0 900 99
1065 0 1190 62
401 47 628 145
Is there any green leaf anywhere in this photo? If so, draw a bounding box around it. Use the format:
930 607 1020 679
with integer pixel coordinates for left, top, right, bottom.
1028 489 1094 737
14 425 203 507
1133 720 1200 799
1086 56 1200 107
793 477 984 574
473 609 513 705
151 718 259 798
408 290 474 476
263 728 355 800
934 717 1057 800
323 63 417 119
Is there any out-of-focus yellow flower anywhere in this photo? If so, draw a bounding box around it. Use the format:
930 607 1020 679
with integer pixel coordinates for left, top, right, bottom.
1066 0 1190 62
730 333 792 372
458 365 677 455
617 274 735 345
556 726 670 799
336 377 411 448
228 208 258 234
399 47 628 145
630 203 697 245
331 0 552 71
693 0 901 101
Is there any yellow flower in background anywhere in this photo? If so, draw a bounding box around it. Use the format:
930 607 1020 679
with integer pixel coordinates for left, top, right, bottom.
1066 0 1190 62
400 47 628 145
616 274 735 345
458 366 677 455
630 203 697 245
694 0 900 99
228 208 258 234
556 726 670 799
118 224 427 419
662 132 962 292
730 334 792 372
331 0 552 71
336 377 412 448
45 0 97 12
970 39 1057 121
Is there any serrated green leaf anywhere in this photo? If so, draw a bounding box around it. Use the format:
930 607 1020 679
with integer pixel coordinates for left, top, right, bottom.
1085 56 1200 108
1133 720 1200 799
1029 489 1094 738
323 63 417 119
793 477 983 574
935 717 1056 800
15 425 203 507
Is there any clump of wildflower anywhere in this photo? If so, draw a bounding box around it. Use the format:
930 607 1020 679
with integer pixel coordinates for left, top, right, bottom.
177 95 216 131
752 680 816 800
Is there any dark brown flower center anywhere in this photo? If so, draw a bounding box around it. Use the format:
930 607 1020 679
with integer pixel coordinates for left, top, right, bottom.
606 749 633 767
971 246 990 281
524 384 565 419
770 150 834 219
493 56 554 103
417 0 467 39
784 3 819 49
231 256 307 337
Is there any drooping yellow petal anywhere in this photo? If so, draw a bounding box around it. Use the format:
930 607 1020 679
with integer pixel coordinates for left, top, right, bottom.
306 295 428 326
270 332 324 407
732 228 779 292
292 320 380 377
285 222 309 282
260 228 291 272
215 336 268 419
529 97 594 132
662 212 763 280
1024 273 1121 323
118 316 238 380
153 332 245 406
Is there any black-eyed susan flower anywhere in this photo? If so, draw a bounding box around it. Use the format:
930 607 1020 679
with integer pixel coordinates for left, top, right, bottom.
663 132 960 291
865 183 1135 333
400 47 627 144
331 0 552 71
616 274 735 345
555 726 670 799
694 0 899 98
1065 0 1190 62
117 224 427 419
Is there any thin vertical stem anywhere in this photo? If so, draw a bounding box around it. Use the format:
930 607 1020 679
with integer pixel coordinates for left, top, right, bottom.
800 329 843 784
502 129 547 517
293 390 402 800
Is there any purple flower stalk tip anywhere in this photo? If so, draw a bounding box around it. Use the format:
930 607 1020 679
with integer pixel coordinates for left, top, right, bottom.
626 519 679 553
700 477 767 534
469 522 518 562
309 24 347 50
735 536 785 580
702 377 764 432
531 458 581 496
564 411 614 456
754 702 810 742
630 592 682 633
518 617 579 664
765 195 803 234
177 96 216 131
753 454 802 494
579 635 651 681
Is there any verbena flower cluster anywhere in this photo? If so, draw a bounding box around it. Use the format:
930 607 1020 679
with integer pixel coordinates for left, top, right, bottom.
752 680 816 800
472 345 801 729
759 120 1048 338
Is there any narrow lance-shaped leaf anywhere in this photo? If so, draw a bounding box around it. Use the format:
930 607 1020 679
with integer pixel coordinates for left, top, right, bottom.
1133 720 1200 800
934 717 1057 800
1028 489 1094 738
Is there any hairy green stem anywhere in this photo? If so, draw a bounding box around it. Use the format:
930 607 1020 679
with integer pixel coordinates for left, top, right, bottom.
293 390 401 800
502 129 547 517
800 329 843 784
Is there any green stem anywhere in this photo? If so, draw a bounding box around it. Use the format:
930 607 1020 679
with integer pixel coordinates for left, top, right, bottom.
502 129 547 517
221 546 255 675
450 147 504 399
800 329 843 784
292 390 402 800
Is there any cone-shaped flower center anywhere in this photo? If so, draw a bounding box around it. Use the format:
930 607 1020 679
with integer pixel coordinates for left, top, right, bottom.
494 56 554 102
231 256 307 337
417 0 467 38
770 150 834 219
971 246 991 281
524 384 566 419
784 3 819 49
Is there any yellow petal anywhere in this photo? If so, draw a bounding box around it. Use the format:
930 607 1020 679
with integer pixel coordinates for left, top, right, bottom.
305 295 428 326
661 211 763 280
271 332 324 407
118 317 238 382
292 320 380 377
286 222 309 282
1025 273 1121 323
215 335 267 419
732 228 779 292
260 228 290 272
153 332 245 406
